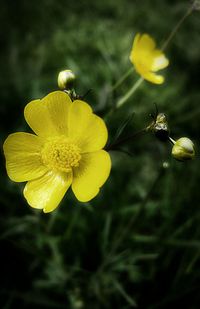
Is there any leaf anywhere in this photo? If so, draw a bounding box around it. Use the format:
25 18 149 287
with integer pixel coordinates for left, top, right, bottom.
113 280 137 307
112 112 135 144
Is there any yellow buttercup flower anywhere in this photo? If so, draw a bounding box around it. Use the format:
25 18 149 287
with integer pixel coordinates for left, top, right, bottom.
3 91 111 213
130 33 169 84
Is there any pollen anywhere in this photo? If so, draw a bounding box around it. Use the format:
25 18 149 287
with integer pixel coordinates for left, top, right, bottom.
41 136 81 172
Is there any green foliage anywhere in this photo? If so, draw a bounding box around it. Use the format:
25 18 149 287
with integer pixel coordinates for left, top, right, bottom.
1 0 200 308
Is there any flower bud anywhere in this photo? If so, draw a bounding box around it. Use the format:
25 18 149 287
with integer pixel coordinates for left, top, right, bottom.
57 70 76 90
171 137 195 161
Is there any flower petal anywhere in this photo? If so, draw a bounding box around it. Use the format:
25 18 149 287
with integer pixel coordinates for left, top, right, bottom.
68 100 108 153
143 72 164 84
23 170 72 213
130 33 168 84
72 150 111 202
132 33 141 50
130 33 141 65
3 132 47 182
151 50 169 71
137 34 156 52
24 91 72 137
130 34 156 75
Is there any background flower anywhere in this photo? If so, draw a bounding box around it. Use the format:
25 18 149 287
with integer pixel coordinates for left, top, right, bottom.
130 33 169 84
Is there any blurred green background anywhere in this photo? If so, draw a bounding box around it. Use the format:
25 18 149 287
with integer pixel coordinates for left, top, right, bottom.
0 0 200 308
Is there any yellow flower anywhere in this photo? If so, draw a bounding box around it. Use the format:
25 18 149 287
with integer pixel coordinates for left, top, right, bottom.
129 33 169 84
3 91 111 213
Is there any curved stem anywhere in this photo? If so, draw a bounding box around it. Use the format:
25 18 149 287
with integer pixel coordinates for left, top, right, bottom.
116 77 144 109
111 67 134 91
161 5 194 51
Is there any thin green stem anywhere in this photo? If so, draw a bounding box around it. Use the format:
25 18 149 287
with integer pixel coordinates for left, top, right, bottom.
161 4 194 51
106 127 148 151
169 136 176 145
116 77 143 109
111 67 134 91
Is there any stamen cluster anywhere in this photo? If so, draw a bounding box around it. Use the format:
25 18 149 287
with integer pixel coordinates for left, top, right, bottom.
41 136 81 172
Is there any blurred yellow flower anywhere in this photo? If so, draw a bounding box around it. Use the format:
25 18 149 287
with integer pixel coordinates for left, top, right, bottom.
130 33 169 84
3 91 111 213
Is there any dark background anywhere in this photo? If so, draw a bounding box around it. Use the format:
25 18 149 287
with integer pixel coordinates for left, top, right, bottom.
0 0 200 308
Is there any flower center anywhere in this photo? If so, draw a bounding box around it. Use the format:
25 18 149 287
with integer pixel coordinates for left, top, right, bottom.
41 136 81 172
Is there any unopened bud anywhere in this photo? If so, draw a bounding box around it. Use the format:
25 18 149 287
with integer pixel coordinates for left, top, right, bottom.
58 70 76 90
171 137 195 161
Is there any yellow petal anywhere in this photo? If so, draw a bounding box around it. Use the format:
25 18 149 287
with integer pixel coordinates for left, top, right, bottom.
130 33 141 64
130 34 156 75
24 91 72 137
68 100 108 153
151 50 169 71
130 33 168 84
137 34 156 52
130 33 155 63
23 170 72 213
132 33 141 51
72 150 111 202
143 72 164 84
138 33 156 50
3 132 47 182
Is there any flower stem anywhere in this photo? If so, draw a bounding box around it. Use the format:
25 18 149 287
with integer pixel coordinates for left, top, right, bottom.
161 4 194 51
106 127 148 151
169 136 176 145
116 76 144 109
111 67 134 91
